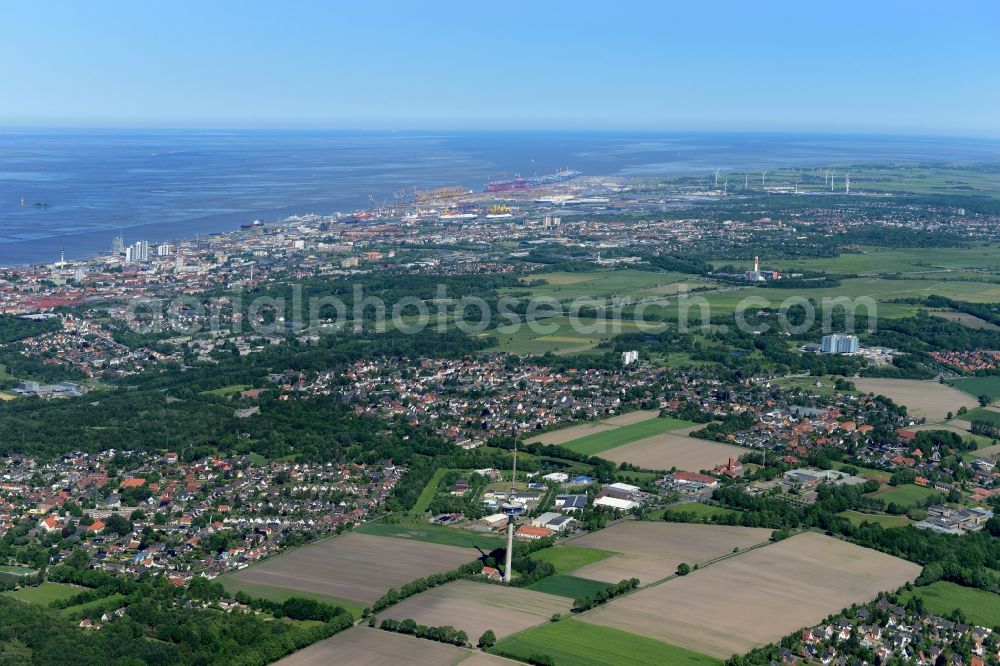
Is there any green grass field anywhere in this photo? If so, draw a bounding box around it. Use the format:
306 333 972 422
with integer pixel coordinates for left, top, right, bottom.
875 484 939 508
831 461 892 483
529 546 614 574
485 315 653 356
355 520 506 551
773 375 856 397
2 582 80 605
664 274 1000 321
558 417 698 456
662 502 743 521
961 407 1000 427
410 468 452 515
491 618 722 666
201 384 250 397
838 510 911 529
59 593 126 620
218 577 365 619
714 244 1000 276
526 575 616 599
900 582 1000 627
510 270 702 301
950 376 1000 401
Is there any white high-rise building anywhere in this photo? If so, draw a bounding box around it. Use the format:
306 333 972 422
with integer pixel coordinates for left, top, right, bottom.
621 350 639 366
821 334 859 354
125 240 150 263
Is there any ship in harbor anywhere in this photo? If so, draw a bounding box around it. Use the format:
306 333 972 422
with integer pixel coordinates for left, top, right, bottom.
484 168 581 193
485 204 513 218
438 210 477 221
240 219 264 229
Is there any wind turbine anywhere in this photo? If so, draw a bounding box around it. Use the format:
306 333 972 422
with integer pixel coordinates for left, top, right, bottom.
761 170 768 187
825 169 831 187
830 171 835 192
845 172 851 194
723 179 728 195
744 173 749 190
714 169 721 187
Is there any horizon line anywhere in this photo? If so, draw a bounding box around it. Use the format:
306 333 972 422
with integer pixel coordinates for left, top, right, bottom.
1 125 999 142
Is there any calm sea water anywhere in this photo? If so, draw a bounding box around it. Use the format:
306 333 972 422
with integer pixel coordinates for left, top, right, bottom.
1 130 998 266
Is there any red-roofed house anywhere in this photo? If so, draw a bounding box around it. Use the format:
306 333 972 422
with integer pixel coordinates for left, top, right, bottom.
515 525 552 540
672 471 719 486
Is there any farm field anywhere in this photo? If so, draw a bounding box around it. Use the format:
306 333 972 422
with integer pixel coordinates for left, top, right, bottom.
932 310 1000 330
2 581 81 605
951 375 1000 401
527 422 617 446
900 581 1000 627
599 430 746 473
976 443 1000 459
552 417 699 456
218 577 366 619
911 421 976 437
455 653 519 665
529 545 614 574
379 580 570 641
831 166 1000 200
601 409 662 426
581 531 921 658
838 510 912 529
526 574 614 599
570 522 772 584
875 484 939 508
525 409 659 446
224 532 477 606
852 378 978 422
491 618 721 666
356 520 506 550
274 626 472 666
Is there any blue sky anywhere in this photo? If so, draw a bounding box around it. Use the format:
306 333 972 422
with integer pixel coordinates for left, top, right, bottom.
2 1 998 136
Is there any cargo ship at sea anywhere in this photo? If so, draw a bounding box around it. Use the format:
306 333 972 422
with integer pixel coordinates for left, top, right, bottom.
484 168 581 193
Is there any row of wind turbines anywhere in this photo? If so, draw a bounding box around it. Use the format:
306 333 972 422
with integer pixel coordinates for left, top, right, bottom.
712 167 852 194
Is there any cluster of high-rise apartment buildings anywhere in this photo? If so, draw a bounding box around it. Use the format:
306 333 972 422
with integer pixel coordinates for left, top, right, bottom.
112 235 171 263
